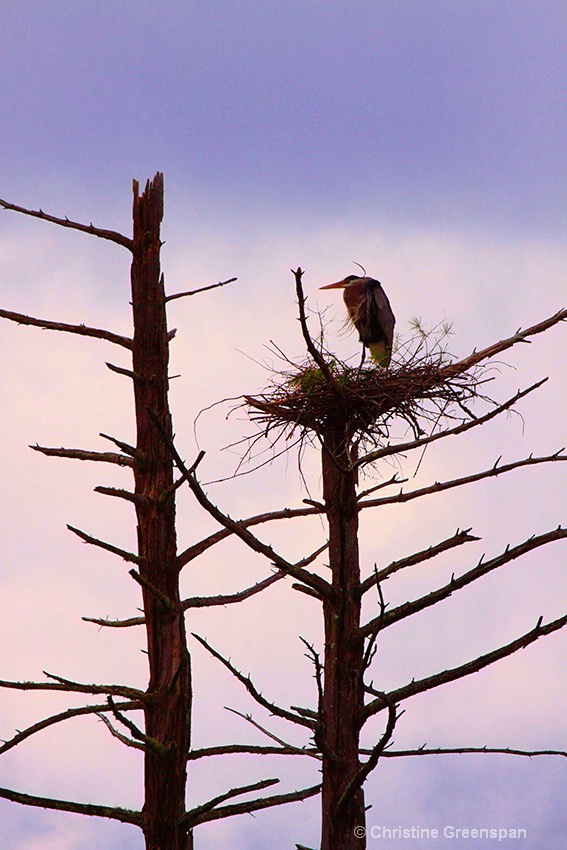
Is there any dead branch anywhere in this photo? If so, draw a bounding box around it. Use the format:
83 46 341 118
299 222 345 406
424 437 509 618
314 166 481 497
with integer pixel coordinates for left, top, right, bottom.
177 504 321 568
188 743 319 759
360 527 480 595
339 691 398 810
99 432 145 461
165 277 237 303
0 196 132 250
106 696 170 756
94 485 139 503
185 783 321 827
225 706 321 760
356 474 407 499
67 524 140 564
83 568 290 628
192 633 316 730
185 472 331 597
148 415 331 596
293 267 342 399
185 571 287 608
361 526 567 638
83 614 144 628
442 309 567 377
30 444 133 467
128 569 174 612
366 745 567 759
0 674 146 702
0 700 141 755
97 712 145 751
0 786 141 824
0 307 132 349
292 583 323 601
106 361 142 380
185 777 280 827
299 637 324 718
362 576 387 673
356 379 548 468
358 451 567 511
364 612 567 719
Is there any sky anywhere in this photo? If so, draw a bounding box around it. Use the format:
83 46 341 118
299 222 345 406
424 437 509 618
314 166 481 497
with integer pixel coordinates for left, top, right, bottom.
0 2 566 848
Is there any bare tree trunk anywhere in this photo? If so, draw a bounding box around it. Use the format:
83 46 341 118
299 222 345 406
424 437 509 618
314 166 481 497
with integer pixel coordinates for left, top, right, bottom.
130 175 192 849
320 424 366 850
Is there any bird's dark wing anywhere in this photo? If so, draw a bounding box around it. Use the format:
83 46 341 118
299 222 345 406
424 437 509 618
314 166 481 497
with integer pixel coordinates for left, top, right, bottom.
367 280 395 348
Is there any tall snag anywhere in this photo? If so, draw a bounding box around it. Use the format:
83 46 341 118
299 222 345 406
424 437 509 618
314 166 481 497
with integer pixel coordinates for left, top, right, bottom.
1 176 324 848
130 176 192 848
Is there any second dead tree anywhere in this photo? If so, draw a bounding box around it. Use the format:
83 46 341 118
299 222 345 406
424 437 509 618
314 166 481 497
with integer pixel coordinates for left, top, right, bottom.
174 269 567 850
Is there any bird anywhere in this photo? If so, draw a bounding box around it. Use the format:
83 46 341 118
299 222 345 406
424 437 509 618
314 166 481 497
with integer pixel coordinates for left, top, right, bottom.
320 274 395 366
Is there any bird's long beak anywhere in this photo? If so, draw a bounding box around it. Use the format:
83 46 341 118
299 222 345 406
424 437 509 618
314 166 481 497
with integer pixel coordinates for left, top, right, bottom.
319 280 346 290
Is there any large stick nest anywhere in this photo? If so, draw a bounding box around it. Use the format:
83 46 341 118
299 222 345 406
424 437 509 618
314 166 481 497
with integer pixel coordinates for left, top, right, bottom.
244 355 486 445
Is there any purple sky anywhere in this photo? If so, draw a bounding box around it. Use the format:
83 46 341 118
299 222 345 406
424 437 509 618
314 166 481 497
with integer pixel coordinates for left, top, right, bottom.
1 3 566 849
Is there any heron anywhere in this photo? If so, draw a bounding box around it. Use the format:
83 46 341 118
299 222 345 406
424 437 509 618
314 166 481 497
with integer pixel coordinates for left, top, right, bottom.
320 275 395 366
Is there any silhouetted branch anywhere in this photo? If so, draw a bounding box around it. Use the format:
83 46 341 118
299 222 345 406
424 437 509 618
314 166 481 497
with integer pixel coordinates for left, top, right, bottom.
359 452 567 511
0 786 141 824
0 196 132 249
83 568 296 628
183 570 286 608
356 379 548 468
0 700 141 755
95 485 139 503
299 638 324 717
186 471 330 597
339 691 398 809
442 309 567 377
192 633 315 730
186 783 321 827
292 267 342 399
165 277 237 302
30 444 134 467
185 777 280 827
96 712 145 751
365 745 567 759
365 613 567 719
0 674 146 702
129 569 174 612
225 706 321 760
362 575 387 670
99 432 145 461
83 614 144 628
106 696 170 756
67 524 140 564
177 504 321 568
147 413 331 597
105 361 142 380
188 743 319 759
0 307 132 348
361 526 567 637
360 527 480 596
356 474 408 500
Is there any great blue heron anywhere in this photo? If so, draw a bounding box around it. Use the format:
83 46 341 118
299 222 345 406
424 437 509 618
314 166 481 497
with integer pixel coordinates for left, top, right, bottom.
320 275 395 366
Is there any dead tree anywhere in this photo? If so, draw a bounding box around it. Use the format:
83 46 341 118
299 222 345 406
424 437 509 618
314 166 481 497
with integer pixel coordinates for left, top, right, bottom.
162 269 566 850
0 179 320 848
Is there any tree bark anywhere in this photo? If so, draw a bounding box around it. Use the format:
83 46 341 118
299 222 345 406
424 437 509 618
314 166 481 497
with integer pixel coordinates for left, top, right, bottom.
130 174 192 849
320 424 366 850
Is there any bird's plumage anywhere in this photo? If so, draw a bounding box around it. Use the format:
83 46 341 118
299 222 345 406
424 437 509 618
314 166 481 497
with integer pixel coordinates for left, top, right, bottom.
320 275 395 366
